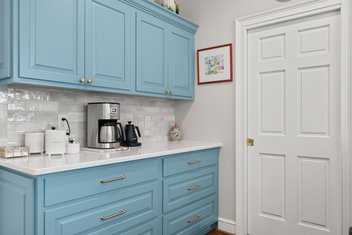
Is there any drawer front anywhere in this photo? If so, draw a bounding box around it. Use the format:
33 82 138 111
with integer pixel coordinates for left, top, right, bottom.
45 182 160 235
163 148 219 177
120 219 160 235
163 166 217 213
163 196 218 235
44 158 160 206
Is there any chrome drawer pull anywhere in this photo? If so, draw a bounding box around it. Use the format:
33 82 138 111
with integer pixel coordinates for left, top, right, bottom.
187 184 203 191
187 215 203 224
188 160 202 165
100 175 126 183
100 209 126 221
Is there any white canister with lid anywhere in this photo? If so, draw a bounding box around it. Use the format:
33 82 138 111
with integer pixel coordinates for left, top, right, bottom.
45 128 66 156
25 132 45 154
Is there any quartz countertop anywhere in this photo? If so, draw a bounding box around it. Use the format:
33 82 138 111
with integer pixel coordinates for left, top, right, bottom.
0 141 222 176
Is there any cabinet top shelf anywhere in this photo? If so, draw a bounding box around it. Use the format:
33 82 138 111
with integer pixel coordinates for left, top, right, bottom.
126 0 199 34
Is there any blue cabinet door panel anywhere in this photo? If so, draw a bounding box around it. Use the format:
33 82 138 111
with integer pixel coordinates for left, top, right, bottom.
163 195 218 235
0 0 11 79
85 0 132 90
0 169 34 235
163 148 219 177
45 182 160 235
44 159 160 206
120 219 160 235
19 0 85 84
136 12 168 95
169 28 195 98
163 166 217 213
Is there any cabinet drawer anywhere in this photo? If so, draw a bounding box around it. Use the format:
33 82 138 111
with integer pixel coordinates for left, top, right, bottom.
163 196 218 235
45 181 160 235
44 159 160 206
163 148 219 177
120 219 160 235
163 166 217 213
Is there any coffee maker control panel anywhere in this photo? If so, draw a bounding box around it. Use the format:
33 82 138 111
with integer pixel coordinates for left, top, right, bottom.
100 104 120 120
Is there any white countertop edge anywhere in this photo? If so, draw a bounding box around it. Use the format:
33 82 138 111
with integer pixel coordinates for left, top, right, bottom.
0 141 222 176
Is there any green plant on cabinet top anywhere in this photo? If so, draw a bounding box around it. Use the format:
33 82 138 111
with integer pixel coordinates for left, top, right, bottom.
0 0 198 100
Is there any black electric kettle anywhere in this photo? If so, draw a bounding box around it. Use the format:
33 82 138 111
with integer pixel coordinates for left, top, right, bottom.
120 121 142 147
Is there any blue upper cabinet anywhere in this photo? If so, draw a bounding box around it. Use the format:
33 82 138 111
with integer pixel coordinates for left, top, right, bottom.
136 11 168 96
85 0 132 91
136 10 197 99
19 0 85 84
169 27 195 98
4 0 198 99
0 0 11 80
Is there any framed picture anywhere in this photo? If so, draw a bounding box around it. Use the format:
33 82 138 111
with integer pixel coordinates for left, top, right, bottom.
197 43 233 85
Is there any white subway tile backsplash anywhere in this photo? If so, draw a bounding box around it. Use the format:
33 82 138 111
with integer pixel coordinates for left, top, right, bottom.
8 99 26 111
26 100 59 112
0 104 8 122
2 86 176 146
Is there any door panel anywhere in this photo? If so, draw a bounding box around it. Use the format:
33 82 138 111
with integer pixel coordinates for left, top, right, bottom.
0 169 34 235
19 0 84 84
85 0 132 90
0 0 11 79
136 12 168 95
248 12 340 235
169 28 194 98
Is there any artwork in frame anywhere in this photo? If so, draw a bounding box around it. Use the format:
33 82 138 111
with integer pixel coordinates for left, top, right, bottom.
197 43 233 85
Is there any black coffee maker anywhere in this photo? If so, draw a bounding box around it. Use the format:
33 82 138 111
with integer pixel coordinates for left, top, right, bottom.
120 121 142 147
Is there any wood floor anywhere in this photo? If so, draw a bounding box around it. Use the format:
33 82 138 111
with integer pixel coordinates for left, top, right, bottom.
207 229 235 235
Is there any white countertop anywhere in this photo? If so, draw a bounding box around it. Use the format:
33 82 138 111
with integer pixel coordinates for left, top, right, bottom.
0 141 222 176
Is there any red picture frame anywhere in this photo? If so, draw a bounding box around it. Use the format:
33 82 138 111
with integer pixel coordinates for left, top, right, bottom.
197 43 233 85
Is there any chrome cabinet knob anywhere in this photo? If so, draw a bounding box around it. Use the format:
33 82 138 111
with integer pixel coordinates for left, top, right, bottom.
170 90 174 94
87 79 93 84
165 90 170 94
79 78 85 84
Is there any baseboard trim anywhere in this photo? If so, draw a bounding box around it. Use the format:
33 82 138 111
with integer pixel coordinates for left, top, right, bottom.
218 217 236 234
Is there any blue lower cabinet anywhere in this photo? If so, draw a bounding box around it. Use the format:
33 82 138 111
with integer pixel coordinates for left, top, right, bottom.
45 182 160 235
44 159 159 207
163 196 218 235
0 169 35 235
163 166 217 213
0 148 219 235
120 219 160 235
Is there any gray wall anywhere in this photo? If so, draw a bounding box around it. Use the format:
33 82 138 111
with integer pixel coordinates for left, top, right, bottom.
176 0 306 224
0 86 175 147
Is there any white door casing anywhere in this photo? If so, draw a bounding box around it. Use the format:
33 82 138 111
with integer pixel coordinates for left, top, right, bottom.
235 1 351 235
248 12 340 235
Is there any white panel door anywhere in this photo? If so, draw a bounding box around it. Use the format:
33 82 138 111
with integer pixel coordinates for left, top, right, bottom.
248 12 341 235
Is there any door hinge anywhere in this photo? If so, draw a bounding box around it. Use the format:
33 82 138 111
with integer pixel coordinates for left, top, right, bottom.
247 138 254 146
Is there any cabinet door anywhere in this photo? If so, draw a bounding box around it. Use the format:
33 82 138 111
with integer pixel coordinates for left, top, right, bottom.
0 0 11 79
169 27 195 98
85 0 132 91
136 11 168 95
0 169 34 235
45 182 160 235
19 0 85 84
